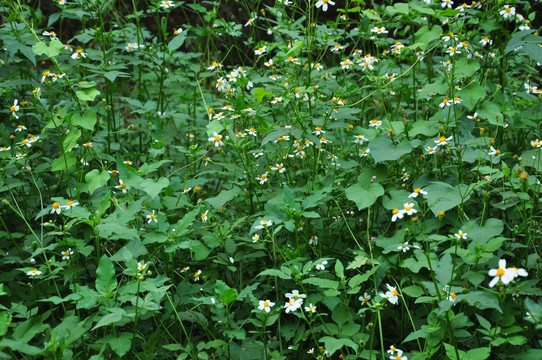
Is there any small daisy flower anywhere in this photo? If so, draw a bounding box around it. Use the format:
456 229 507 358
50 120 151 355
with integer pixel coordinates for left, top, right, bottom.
208 132 224 147
380 284 399 305
304 303 317 313
531 139 542 148
160 0 174 9
284 298 303 313
370 26 388 34
62 200 79 209
51 202 61 215
359 292 371 305
402 203 417 216
147 210 158 223
27 269 42 276
256 172 269 185
201 210 209 222
10 100 20 119
137 261 148 272
315 260 328 270
252 234 260 243
435 135 452 146
398 243 411 252
488 259 515 288
270 163 286 173
193 269 202 281
258 299 275 313
71 49 87 60
61 248 74 260
500 5 515 19
116 179 129 193
391 208 405 222
315 0 335 12
254 46 267 55
255 219 273 230
409 188 428 198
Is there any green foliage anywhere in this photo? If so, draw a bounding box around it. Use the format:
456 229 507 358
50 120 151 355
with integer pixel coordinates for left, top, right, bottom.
0 0 540 359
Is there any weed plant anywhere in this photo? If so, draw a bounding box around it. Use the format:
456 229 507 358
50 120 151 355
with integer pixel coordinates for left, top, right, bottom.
0 0 541 359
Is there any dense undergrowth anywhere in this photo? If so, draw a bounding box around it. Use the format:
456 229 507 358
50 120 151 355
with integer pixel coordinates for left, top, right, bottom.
1 0 542 359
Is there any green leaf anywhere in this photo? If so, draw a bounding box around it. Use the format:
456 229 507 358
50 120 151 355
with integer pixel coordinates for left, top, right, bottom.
168 32 187 51
139 177 169 198
63 128 81 152
459 84 485 110
32 39 63 57
257 269 291 280
345 182 384 211
92 309 125 330
0 338 42 355
76 88 101 102
348 266 379 288
454 57 480 78
96 255 117 296
51 152 76 172
435 252 453 286
253 87 272 102
319 336 357 356
402 285 424 298
478 101 503 126
426 182 470 216
444 343 467 360
108 333 132 357
71 110 98 130
104 70 130 82
78 81 96 89
335 260 344 280
458 291 501 313
511 349 542 360
331 303 351 326
85 169 111 195
205 188 240 209
370 137 413 163
302 277 339 290
215 280 238 305
0 312 7 336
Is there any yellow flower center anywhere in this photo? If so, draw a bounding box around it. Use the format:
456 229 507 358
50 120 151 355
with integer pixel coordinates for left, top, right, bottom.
120 183 126 189
496 268 505 276
392 289 398 296
76 49 83 54
451 292 456 299
53 202 60 209
392 209 399 214
214 135 221 141
31 269 38 274
67 200 74 206
404 206 412 211
263 301 269 307
10 105 16 112
439 136 446 142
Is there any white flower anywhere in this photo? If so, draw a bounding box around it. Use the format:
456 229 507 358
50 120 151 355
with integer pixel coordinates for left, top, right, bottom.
488 146 500 156
488 259 515 288
51 202 61 215
258 299 275 313
409 188 428 198
391 349 407 360
434 135 452 146
500 5 515 19
479 37 492 46
391 208 405 222
402 203 417 216
201 210 209 222
255 219 273 230
71 49 87 59
254 46 267 55
285 290 306 300
208 132 224 147
27 269 42 276
508 267 528 279
454 230 467 240
304 303 317 313
147 210 158 223
193 269 202 281
315 260 328 270
270 163 286 173
137 261 148 271
359 292 371 305
252 234 260 243
116 179 129 193
62 200 79 209
284 298 303 313
61 248 74 260
354 134 368 145
370 27 388 34
10 100 19 119
380 284 399 305
441 0 453 8
256 172 269 185
398 243 411 252
160 0 174 9
315 0 335 12
271 97 282 104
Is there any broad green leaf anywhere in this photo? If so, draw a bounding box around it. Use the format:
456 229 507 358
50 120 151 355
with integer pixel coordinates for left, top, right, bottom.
478 101 503 126
168 32 187 52
51 152 76 172
302 277 339 290
215 280 238 305
467 347 491 360
63 128 81 152
108 333 132 357
253 87 272 102
345 182 384 211
205 188 240 209
370 137 413 163
0 312 7 336
319 336 357 356
335 259 344 280
331 303 351 326
139 177 169 198
32 39 63 57
435 252 453 286
257 269 291 280
457 291 501 312
402 285 424 298
454 57 480 79
71 110 98 130
0 338 42 355
85 169 111 195
78 81 96 88
459 84 485 110
444 343 468 360
91 309 125 330
96 255 117 296
418 78 447 98
76 88 101 102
